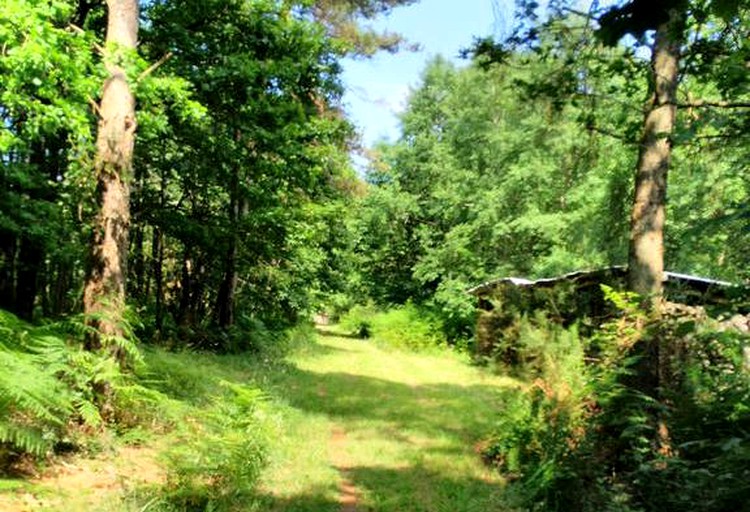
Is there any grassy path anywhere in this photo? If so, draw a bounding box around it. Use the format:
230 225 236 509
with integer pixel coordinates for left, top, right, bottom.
0 327 517 511
254 327 518 512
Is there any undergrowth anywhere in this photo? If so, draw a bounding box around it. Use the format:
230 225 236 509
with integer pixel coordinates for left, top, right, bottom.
120 325 317 511
0 309 142 467
0 309 317 510
147 381 271 512
482 287 750 511
339 302 446 351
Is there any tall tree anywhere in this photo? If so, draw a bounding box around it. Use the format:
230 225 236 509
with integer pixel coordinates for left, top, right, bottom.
473 0 750 298
625 2 686 303
137 0 355 341
82 0 139 353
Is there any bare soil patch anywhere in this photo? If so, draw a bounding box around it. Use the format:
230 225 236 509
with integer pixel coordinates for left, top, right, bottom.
330 426 358 512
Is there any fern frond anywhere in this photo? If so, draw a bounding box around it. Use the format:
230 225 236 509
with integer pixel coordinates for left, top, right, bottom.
0 419 52 456
0 310 74 457
73 398 103 428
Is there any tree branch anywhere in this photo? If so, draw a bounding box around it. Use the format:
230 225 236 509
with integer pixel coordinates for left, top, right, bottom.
587 124 638 144
137 52 174 82
68 24 105 54
560 7 599 20
676 100 750 109
88 97 101 117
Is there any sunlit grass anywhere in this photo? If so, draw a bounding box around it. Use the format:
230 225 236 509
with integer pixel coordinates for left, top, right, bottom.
0 326 518 511
256 326 519 511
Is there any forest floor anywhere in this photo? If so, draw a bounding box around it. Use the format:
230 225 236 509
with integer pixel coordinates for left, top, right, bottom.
0 326 518 511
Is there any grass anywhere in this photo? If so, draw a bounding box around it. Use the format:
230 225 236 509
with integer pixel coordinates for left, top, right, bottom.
254 326 519 511
0 325 518 511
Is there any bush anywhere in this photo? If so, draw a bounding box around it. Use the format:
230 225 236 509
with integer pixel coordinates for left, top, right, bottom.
159 382 266 511
339 302 378 338
481 320 590 507
0 310 146 467
340 302 446 351
483 287 750 512
156 382 269 511
0 311 75 460
369 303 445 351
127 346 281 511
322 292 357 323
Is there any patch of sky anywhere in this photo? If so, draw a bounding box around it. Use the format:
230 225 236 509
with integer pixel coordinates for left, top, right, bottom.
341 0 514 155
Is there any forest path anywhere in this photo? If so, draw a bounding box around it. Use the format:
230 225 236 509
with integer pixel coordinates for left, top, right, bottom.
255 327 517 512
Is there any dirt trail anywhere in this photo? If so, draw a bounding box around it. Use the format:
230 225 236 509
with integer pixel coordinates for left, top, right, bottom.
0 445 164 512
330 426 358 512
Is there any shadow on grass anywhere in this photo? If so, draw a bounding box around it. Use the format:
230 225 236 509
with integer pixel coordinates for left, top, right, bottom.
250 464 504 512
250 488 341 512
293 338 356 357
314 327 363 340
124 485 342 512
265 365 516 447
347 464 505 512
127 464 505 512
133 340 516 512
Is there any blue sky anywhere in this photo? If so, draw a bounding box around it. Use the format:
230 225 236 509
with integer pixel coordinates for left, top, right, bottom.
340 0 513 149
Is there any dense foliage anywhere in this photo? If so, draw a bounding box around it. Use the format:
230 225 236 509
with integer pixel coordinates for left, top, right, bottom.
1 0 749 510
481 290 750 511
0 0 395 480
0 0 362 346
347 52 748 340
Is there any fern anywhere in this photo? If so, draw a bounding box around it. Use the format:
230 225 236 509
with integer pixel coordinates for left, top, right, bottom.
0 306 156 468
80 306 144 367
0 312 74 457
162 382 270 509
73 398 103 428
0 423 50 457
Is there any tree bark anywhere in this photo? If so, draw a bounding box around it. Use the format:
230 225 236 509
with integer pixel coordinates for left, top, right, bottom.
82 0 139 354
215 205 240 329
0 232 17 312
178 245 192 327
16 236 42 321
152 227 164 332
627 7 685 305
626 5 686 460
50 260 73 316
215 245 238 329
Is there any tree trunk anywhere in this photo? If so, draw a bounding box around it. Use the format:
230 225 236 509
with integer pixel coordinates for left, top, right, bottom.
178 245 192 327
215 224 239 329
50 260 74 316
16 236 42 321
215 165 242 330
627 8 685 305
0 232 17 312
627 5 686 460
82 0 139 355
216 260 238 328
152 227 164 332
131 218 145 300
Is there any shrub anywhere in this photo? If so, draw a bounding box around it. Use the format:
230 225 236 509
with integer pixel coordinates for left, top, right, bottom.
369 303 445 351
0 311 75 460
339 302 378 338
340 303 446 350
0 310 142 465
484 287 750 512
157 382 269 511
481 320 590 508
